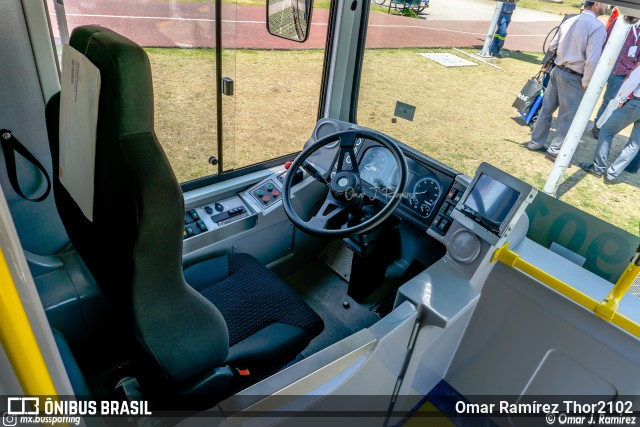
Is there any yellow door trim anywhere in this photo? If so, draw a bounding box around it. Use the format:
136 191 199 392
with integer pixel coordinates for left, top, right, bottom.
491 243 640 339
0 246 58 396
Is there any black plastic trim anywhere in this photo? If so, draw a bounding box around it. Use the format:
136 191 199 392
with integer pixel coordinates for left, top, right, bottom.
348 0 372 123
179 152 299 192
215 0 225 173
318 0 340 119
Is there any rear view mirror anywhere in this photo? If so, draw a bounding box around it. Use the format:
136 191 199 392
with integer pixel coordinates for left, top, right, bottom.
267 0 312 42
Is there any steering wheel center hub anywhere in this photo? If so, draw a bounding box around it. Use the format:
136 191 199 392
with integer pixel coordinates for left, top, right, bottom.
330 171 361 201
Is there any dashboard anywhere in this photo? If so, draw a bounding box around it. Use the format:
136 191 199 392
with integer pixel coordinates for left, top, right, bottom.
331 138 459 233
183 133 463 244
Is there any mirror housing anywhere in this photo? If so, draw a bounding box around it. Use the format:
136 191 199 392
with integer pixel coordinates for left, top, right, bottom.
267 0 313 42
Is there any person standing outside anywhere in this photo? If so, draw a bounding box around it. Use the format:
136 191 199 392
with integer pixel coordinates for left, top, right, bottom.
592 17 640 172
580 64 640 183
592 19 640 139
490 1 518 58
527 2 608 160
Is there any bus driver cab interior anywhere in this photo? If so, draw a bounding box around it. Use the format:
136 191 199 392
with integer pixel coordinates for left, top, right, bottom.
45 25 324 405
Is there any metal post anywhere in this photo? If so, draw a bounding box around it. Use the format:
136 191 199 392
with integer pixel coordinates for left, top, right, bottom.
53 0 70 46
478 2 503 57
215 0 224 174
543 15 634 196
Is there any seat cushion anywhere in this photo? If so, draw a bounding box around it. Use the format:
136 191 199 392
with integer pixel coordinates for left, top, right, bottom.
184 254 323 351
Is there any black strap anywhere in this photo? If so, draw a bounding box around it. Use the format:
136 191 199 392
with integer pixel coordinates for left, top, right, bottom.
0 130 51 202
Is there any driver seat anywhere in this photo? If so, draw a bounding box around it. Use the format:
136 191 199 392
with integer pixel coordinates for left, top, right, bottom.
44 25 323 403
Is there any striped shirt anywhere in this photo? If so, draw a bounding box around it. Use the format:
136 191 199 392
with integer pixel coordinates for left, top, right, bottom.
550 10 607 87
609 20 640 76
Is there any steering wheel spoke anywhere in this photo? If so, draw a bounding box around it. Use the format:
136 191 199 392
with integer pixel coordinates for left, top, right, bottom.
337 134 360 175
307 194 350 230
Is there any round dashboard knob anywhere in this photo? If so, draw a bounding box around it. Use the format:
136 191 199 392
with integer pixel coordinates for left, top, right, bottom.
449 229 481 264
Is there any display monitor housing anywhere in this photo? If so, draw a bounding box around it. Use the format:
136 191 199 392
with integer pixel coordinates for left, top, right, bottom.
451 163 537 246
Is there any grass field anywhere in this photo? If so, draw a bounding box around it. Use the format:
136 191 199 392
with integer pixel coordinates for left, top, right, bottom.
146 47 640 235
517 0 582 16
358 48 639 235
146 47 324 179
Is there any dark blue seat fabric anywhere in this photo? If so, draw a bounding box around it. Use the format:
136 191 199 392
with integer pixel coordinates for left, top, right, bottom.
185 254 324 363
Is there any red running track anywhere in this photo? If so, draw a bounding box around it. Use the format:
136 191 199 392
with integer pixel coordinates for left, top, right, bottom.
57 0 557 52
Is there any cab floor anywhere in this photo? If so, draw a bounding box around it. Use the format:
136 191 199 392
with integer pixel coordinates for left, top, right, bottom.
286 261 379 358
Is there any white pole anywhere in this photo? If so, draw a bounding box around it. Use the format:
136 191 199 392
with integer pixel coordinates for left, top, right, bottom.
543 15 634 196
479 2 504 57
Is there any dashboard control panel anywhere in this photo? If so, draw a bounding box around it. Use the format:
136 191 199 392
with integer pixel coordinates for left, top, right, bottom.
250 179 281 208
184 195 250 239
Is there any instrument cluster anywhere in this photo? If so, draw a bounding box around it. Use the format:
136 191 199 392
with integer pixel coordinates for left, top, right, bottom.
354 140 453 226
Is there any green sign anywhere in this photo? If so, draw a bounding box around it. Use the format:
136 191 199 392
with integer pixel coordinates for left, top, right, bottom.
526 193 638 284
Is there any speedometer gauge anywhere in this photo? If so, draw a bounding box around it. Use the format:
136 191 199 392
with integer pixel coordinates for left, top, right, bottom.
360 147 390 186
408 177 441 217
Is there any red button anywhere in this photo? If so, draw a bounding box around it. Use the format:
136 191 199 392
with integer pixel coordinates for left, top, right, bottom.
263 196 269 203
237 367 251 376
284 161 292 170
272 191 279 197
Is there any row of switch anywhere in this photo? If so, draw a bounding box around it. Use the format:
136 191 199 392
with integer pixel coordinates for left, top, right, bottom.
204 203 225 214
209 206 246 224
184 209 200 224
261 192 279 203
184 203 246 239
256 189 279 197
227 206 245 216
184 219 208 239
430 187 464 236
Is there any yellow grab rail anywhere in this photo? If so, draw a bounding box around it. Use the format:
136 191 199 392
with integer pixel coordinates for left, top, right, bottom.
0 246 58 396
491 243 640 339
595 251 640 322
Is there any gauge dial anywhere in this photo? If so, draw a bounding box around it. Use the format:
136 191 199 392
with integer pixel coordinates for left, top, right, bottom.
360 147 390 186
408 177 441 217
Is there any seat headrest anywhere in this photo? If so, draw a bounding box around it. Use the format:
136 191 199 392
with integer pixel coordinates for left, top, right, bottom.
69 26 155 138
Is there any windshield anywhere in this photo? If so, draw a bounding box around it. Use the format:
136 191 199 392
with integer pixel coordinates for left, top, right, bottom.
357 0 639 237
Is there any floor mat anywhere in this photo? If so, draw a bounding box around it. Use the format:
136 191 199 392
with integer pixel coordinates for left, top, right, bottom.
286 261 379 357
318 239 353 282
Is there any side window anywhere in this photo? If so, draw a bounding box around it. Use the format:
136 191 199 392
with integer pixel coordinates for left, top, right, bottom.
357 2 639 240
47 0 326 182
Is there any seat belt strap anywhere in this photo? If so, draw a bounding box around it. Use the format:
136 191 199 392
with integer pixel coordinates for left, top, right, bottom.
0 130 51 202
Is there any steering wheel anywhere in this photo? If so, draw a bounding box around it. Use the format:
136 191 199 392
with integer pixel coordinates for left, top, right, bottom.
282 129 408 238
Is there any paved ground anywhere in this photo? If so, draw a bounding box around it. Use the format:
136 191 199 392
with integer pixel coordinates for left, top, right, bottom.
52 0 563 52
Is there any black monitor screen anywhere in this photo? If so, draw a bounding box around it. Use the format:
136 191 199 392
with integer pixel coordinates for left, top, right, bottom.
464 174 520 229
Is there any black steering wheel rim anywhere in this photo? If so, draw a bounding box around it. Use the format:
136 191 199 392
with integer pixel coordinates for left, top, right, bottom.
282 129 408 238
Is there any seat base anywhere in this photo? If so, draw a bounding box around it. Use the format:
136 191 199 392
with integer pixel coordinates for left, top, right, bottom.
184 253 324 385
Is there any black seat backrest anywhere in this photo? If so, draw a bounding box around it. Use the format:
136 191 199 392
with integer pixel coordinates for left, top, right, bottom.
46 26 229 386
